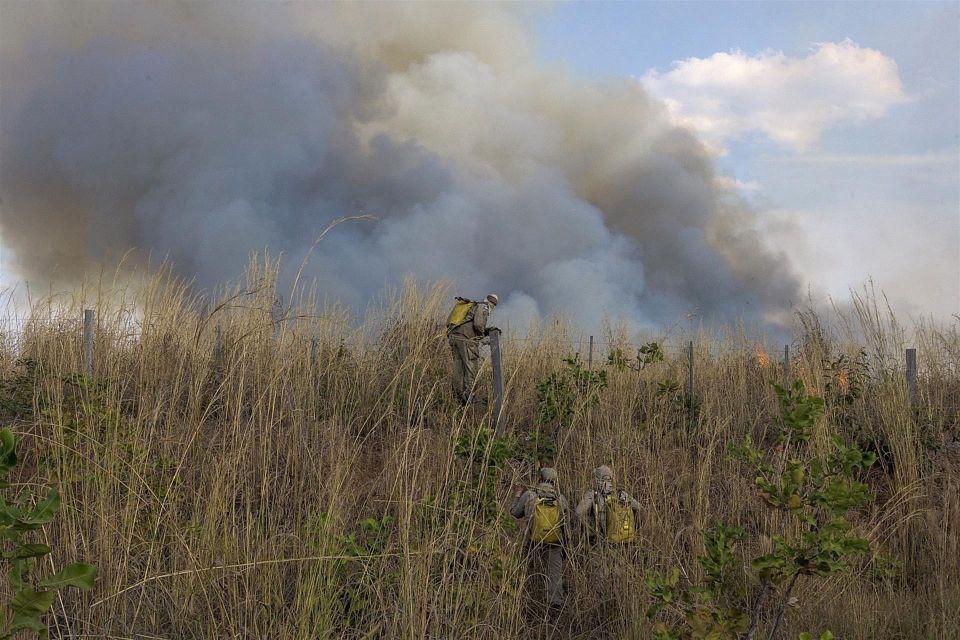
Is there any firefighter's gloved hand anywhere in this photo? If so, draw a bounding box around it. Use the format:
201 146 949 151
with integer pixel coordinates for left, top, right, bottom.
484 326 500 336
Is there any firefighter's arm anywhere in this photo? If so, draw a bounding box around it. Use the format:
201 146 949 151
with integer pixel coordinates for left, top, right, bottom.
510 489 531 519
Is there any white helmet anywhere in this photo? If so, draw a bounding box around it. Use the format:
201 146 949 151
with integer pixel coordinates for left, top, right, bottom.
486 293 499 307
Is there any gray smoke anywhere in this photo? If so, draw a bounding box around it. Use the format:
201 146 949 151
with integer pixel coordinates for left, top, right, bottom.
0 2 801 329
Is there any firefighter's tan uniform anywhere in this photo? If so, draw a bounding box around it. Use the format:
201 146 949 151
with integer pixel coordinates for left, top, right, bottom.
575 465 642 541
511 468 569 606
447 299 491 405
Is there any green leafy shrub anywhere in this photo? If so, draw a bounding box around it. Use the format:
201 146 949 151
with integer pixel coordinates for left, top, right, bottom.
515 430 557 467
648 381 875 639
0 428 97 638
536 355 607 428
607 341 665 372
650 377 700 428
823 350 869 410
647 525 749 639
453 427 513 522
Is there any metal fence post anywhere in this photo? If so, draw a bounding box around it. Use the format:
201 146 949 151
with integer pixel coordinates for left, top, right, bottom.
588 335 594 371
783 344 791 389
83 309 94 377
906 348 917 405
491 329 505 436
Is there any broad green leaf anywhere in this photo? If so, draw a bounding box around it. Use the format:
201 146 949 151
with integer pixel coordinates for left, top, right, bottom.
11 588 54 616
23 489 60 525
40 562 97 590
0 497 20 523
752 554 786 570
14 543 51 559
9 612 46 633
9 558 25 591
0 428 16 461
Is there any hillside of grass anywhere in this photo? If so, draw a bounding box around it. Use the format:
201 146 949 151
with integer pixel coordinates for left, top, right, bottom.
0 264 957 639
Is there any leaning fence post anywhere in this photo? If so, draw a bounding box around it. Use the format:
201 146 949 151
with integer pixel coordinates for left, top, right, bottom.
588 335 594 371
490 328 505 436
83 309 94 377
906 348 917 405
783 344 791 389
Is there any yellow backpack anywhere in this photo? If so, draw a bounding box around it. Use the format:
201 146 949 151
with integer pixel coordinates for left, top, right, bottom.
446 297 476 329
604 494 636 543
531 496 562 544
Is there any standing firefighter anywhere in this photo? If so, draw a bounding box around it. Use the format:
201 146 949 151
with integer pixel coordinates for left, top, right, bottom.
511 467 569 607
446 293 498 405
575 465 642 545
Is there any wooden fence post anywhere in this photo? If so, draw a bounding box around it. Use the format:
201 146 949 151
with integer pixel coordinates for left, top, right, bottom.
491 329 505 436
588 335 594 370
906 348 917 405
83 309 94 377
783 344 791 389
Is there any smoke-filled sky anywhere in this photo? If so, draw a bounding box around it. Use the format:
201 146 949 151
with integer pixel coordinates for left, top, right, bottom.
1 2 957 329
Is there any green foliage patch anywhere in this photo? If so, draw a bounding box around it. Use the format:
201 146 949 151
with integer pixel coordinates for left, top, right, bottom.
0 428 97 638
647 381 875 640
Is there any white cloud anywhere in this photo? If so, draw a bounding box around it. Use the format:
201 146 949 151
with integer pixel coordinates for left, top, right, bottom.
642 39 909 151
714 175 761 193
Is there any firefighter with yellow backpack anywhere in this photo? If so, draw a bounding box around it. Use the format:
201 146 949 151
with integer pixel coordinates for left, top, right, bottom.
446 293 498 406
511 467 569 607
575 465 642 546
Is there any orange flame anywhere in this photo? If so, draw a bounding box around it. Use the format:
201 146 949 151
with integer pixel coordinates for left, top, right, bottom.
837 370 849 393
754 345 770 368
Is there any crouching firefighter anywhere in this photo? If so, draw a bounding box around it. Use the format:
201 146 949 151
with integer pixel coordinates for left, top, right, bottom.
575 465 642 546
511 467 569 607
446 293 498 406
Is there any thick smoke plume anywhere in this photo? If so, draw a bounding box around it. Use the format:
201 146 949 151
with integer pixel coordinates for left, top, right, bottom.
0 3 801 329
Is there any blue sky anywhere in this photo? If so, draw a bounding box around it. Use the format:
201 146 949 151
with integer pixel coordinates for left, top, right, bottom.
536 1 959 318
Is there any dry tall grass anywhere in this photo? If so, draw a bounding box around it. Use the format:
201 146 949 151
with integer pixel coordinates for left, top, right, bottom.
1 262 957 639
